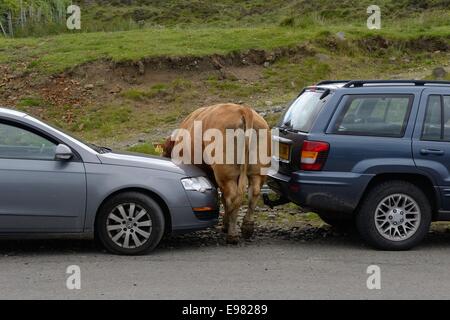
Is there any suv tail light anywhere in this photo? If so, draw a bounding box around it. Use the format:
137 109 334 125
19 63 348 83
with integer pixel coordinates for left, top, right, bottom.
300 140 329 171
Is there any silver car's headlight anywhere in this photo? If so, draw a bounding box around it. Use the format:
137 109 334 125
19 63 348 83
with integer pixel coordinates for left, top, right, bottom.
181 177 213 193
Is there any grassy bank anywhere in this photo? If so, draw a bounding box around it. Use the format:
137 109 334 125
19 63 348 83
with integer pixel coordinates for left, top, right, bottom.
1 24 450 74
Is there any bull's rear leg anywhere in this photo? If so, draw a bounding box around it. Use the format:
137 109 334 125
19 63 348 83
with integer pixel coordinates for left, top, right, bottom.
220 194 229 233
242 175 263 239
221 180 243 244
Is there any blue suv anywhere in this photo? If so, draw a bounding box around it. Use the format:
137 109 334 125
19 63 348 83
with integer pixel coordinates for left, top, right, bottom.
266 80 450 250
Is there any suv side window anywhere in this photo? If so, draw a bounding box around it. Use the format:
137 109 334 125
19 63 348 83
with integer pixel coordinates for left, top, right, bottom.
333 94 413 137
0 122 57 160
445 96 450 140
422 95 450 141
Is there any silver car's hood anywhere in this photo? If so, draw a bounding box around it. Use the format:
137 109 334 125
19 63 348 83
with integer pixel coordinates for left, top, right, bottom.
98 152 205 177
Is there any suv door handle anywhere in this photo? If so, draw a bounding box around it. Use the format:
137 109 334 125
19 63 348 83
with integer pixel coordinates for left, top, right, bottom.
420 148 444 155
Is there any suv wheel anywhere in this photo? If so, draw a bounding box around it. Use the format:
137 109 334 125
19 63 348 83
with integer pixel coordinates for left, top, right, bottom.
356 181 431 250
96 192 165 255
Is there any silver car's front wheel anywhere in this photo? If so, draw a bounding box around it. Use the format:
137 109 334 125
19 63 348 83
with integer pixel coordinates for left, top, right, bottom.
375 194 421 242
97 192 165 255
107 203 153 249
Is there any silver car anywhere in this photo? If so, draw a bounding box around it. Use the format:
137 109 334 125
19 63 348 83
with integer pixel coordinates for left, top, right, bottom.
0 108 219 255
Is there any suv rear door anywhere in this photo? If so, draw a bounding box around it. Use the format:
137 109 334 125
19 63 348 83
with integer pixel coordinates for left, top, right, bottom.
324 90 417 173
412 88 450 210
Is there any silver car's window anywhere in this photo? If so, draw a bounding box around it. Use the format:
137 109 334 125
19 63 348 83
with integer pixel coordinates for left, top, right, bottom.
0 123 57 160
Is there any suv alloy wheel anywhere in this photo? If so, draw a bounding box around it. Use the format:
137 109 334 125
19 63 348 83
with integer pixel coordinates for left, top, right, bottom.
356 181 431 250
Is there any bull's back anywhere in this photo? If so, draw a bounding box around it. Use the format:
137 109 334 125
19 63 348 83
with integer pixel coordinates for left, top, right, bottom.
173 103 271 172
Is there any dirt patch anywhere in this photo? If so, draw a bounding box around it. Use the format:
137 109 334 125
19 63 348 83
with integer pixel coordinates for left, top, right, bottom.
63 44 315 91
314 34 450 54
357 35 450 53
4 34 448 112
0 44 315 113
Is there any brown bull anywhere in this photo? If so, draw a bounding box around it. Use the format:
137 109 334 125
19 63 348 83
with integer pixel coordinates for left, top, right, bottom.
163 103 271 244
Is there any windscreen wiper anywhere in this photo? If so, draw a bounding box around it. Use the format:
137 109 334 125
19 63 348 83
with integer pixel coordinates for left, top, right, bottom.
90 143 112 154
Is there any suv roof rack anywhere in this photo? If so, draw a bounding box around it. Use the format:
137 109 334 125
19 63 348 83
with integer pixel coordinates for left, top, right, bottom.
316 80 352 86
343 80 450 88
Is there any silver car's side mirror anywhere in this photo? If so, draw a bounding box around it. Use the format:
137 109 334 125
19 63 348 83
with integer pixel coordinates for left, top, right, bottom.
55 144 73 161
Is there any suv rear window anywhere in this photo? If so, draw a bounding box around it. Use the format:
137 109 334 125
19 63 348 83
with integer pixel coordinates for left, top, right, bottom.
333 94 413 137
279 90 327 132
422 95 450 141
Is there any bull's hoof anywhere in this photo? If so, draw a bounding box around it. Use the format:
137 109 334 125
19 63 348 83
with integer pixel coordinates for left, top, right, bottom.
226 235 240 245
241 222 255 239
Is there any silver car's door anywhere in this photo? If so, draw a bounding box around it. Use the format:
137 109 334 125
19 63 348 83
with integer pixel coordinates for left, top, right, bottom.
0 121 86 233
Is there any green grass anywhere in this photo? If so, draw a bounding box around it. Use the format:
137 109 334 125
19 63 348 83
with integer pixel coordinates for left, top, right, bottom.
120 81 196 105
2 1 450 39
28 99 191 145
18 96 45 107
127 143 161 155
35 1 450 33
121 83 171 101
121 89 149 101
0 27 319 73
206 78 263 98
1 23 449 74
264 57 332 91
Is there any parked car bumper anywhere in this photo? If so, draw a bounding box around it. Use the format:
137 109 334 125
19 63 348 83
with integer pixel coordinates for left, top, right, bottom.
171 187 220 233
267 170 373 214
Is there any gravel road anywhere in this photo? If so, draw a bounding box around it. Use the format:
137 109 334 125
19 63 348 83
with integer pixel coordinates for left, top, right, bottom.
1 221 450 300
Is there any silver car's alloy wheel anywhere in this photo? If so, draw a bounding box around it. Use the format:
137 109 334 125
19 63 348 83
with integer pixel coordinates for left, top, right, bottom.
374 193 421 242
106 203 153 249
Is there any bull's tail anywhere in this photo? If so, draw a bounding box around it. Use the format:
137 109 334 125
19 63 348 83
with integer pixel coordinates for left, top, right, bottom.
238 106 254 195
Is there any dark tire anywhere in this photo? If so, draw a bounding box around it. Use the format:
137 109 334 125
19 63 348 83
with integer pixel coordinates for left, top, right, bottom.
317 211 356 232
356 181 431 251
96 192 165 255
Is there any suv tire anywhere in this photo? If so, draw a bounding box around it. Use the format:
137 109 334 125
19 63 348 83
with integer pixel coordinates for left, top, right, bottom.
96 192 165 255
356 181 431 250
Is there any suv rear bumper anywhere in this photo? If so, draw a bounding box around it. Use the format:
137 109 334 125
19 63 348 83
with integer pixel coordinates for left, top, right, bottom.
267 170 373 214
